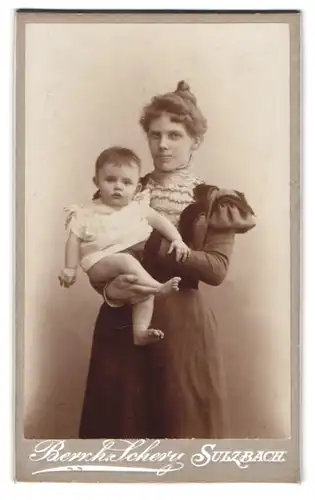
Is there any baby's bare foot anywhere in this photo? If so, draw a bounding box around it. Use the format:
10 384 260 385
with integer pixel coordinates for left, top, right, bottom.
159 277 181 295
134 329 164 346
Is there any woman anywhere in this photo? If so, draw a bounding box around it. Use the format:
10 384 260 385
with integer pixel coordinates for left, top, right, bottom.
79 81 256 439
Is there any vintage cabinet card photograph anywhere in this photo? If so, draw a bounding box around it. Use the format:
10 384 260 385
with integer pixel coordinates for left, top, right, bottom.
14 10 300 483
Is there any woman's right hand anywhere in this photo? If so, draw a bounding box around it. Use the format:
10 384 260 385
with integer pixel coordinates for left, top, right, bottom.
93 274 160 305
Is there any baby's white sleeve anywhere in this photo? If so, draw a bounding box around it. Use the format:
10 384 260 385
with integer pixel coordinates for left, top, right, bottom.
64 205 84 239
134 189 151 217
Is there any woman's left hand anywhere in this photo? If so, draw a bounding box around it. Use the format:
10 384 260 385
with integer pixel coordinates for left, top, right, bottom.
167 239 191 262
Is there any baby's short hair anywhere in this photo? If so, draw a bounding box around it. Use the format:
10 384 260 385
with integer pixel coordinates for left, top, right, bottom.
93 146 141 200
95 146 141 176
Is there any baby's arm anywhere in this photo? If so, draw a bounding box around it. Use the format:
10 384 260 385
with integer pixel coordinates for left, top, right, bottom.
146 207 181 241
65 231 80 268
146 207 190 262
59 232 80 287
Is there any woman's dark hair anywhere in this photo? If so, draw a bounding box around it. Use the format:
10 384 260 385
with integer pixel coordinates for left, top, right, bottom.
140 80 208 139
93 146 141 200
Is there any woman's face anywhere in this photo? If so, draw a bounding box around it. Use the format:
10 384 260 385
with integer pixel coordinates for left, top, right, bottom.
147 112 199 173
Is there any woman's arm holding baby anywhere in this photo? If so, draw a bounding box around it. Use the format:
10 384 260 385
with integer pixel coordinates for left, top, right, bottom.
89 209 191 304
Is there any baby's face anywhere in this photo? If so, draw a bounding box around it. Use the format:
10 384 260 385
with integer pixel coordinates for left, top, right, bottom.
94 162 140 207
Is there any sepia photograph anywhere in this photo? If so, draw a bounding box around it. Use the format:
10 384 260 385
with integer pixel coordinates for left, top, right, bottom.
15 10 300 482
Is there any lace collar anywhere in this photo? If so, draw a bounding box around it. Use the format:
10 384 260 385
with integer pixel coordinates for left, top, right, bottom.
150 163 195 187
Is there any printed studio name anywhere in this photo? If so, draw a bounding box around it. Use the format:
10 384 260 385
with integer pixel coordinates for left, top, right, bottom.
29 439 287 475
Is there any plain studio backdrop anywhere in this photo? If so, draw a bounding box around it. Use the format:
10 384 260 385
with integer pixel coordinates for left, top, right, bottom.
23 21 290 438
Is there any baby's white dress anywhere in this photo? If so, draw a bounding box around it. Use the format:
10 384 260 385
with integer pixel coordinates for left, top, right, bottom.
65 191 152 272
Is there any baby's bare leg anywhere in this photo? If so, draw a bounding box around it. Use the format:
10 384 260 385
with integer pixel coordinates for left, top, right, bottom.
132 295 164 346
88 253 181 295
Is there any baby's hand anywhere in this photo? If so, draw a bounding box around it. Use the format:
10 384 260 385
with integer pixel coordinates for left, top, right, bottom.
58 268 77 288
167 239 191 262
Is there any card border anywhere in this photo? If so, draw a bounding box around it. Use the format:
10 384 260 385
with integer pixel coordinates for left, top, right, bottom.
14 10 301 483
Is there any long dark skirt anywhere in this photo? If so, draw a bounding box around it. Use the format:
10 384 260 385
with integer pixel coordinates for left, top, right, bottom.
79 287 227 439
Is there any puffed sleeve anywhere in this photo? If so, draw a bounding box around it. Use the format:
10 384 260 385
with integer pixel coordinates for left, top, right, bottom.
190 183 256 234
144 184 256 287
177 184 256 285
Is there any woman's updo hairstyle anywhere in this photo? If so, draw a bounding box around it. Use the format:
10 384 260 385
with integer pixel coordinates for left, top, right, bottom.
140 80 207 139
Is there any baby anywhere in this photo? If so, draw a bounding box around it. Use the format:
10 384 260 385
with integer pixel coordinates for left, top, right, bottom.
58 146 190 346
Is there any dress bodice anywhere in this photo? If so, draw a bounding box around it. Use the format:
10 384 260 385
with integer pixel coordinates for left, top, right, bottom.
144 173 203 226
142 170 256 242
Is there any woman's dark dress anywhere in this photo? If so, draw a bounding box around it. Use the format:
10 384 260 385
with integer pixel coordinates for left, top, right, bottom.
79 176 255 438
